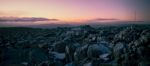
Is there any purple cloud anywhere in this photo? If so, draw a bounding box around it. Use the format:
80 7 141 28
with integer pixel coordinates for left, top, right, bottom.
85 18 119 22
0 17 59 22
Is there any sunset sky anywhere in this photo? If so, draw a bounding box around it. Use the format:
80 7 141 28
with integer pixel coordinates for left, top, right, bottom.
0 0 150 24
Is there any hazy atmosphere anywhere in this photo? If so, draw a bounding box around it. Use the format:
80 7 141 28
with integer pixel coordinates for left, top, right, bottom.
0 0 150 27
0 0 150 66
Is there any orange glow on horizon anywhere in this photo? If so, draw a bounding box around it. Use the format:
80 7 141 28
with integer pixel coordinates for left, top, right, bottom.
0 0 149 24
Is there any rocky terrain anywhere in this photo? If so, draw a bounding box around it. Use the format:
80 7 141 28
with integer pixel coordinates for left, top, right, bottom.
0 24 150 66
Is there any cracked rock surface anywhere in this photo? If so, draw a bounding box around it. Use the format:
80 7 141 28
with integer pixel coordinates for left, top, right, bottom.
0 25 150 66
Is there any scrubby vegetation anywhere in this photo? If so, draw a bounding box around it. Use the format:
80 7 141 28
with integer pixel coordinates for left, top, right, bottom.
0 24 150 66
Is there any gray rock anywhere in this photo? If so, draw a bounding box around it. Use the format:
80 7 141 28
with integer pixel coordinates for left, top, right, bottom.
113 42 127 55
65 62 74 66
50 52 66 60
74 45 89 64
87 44 111 60
53 41 67 53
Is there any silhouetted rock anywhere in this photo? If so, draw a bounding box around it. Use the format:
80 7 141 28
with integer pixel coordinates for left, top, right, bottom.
0 24 150 66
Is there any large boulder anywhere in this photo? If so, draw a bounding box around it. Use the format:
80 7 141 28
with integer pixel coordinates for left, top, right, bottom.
53 41 67 53
74 45 89 61
87 44 111 61
65 43 80 63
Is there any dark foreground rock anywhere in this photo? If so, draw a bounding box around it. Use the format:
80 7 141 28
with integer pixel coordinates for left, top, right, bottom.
0 24 150 66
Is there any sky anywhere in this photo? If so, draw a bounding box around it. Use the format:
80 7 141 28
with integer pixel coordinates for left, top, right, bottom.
0 0 150 25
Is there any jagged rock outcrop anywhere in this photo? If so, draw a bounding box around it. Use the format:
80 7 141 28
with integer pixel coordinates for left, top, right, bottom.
0 25 150 66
